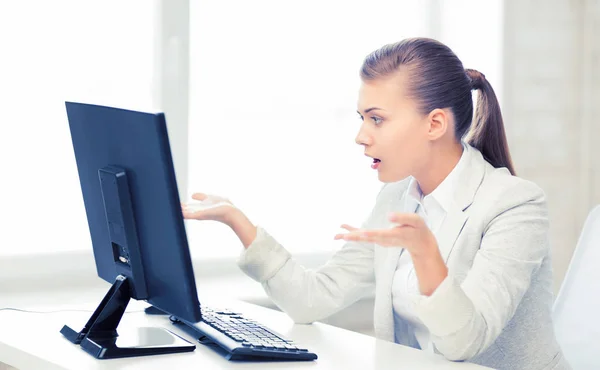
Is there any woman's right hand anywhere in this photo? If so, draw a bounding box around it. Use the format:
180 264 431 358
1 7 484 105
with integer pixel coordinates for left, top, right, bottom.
182 192 258 248
182 193 238 225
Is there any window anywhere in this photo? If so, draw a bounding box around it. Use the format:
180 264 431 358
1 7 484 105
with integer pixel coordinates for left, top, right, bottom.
0 1 155 255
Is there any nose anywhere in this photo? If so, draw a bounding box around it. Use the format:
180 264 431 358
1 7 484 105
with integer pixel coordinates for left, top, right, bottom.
355 124 372 146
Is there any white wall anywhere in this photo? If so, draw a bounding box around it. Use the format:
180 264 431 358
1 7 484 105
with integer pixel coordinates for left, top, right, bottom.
503 0 600 293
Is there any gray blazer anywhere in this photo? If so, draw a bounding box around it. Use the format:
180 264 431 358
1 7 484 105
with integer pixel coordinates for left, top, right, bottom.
238 145 569 370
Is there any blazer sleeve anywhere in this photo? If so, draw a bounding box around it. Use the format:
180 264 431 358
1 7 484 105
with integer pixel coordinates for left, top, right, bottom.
414 181 550 361
236 185 388 324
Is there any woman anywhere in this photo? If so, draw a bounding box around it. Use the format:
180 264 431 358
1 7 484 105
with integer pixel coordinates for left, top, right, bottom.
183 38 569 370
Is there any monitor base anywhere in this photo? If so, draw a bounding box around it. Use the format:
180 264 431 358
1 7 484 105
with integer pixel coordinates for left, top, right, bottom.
60 275 195 359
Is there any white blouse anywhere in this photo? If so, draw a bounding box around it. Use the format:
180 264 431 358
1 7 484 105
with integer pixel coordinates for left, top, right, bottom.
391 143 469 352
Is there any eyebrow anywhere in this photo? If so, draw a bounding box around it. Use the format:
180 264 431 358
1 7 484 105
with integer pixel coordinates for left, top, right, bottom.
357 107 385 115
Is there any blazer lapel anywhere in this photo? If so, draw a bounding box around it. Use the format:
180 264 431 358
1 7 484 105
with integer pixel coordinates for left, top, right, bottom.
436 206 468 263
435 146 487 262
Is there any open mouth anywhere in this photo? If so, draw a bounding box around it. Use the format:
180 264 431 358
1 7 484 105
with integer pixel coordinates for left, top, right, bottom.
371 158 381 170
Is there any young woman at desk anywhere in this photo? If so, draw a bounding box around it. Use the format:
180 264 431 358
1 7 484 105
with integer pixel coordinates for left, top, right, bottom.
182 38 569 370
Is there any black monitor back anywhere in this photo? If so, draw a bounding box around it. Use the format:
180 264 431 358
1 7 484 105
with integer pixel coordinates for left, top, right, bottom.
66 101 201 323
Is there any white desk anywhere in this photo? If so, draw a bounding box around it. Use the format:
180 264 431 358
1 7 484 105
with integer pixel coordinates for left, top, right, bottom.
0 297 490 370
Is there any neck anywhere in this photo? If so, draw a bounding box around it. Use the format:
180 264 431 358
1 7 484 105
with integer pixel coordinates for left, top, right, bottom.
414 141 464 195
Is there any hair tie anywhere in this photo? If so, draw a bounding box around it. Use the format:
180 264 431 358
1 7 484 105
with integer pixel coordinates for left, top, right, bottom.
466 68 486 90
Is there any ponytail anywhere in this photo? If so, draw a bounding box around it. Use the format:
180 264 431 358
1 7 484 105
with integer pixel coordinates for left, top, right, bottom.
465 69 516 175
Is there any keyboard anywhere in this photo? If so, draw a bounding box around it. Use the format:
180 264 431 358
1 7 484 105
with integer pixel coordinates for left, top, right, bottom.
169 306 318 361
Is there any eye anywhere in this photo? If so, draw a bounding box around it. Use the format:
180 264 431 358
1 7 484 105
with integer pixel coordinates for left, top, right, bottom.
371 116 383 125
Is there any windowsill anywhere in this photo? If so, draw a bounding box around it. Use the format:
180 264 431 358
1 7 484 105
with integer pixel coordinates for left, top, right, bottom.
0 248 334 294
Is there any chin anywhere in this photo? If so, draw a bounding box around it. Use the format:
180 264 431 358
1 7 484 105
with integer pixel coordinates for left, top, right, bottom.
377 172 397 183
378 170 409 183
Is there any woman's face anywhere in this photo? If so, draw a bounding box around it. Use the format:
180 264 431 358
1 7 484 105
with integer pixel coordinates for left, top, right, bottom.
356 73 431 183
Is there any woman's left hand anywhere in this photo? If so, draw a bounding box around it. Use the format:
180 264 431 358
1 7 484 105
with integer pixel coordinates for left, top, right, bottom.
334 212 438 258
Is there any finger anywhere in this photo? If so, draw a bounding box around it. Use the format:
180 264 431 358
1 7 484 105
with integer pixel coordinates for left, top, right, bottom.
334 226 367 240
339 229 410 246
340 224 359 231
388 212 422 227
191 193 208 201
364 229 408 243
344 234 397 246
337 232 368 242
362 229 394 237
334 231 360 240
183 210 207 220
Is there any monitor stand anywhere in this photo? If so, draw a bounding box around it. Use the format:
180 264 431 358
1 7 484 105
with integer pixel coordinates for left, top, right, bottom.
60 275 196 359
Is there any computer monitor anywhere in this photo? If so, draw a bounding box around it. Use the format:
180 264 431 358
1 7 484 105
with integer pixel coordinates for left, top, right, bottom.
61 101 202 359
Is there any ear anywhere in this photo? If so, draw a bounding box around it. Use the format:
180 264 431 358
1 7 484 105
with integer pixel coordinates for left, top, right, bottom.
426 108 449 141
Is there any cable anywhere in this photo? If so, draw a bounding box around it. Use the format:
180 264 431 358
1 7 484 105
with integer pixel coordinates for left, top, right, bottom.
0 307 145 314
